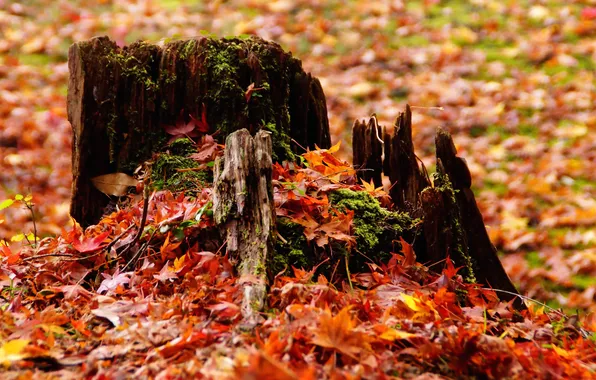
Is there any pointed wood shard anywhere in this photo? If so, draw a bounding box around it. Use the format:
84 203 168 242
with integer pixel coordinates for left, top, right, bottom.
435 127 525 310
384 105 430 212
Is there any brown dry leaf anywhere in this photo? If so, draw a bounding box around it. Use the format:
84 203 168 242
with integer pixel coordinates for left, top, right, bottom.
90 173 138 196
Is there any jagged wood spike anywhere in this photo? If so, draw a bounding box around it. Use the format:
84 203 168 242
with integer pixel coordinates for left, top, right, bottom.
435 127 526 310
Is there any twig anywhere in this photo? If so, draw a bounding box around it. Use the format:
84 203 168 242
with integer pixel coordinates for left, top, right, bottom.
370 113 384 145
485 288 592 338
104 223 136 253
122 228 158 271
22 253 77 262
120 184 150 264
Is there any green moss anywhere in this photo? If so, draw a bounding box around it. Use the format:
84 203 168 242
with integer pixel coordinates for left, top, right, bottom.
106 113 118 163
179 39 198 60
272 218 312 274
150 138 208 194
197 37 295 162
262 121 294 163
108 51 158 92
329 189 418 266
429 169 477 283
167 137 197 156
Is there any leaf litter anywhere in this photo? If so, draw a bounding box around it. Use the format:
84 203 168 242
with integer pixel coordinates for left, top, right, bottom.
1 0 596 378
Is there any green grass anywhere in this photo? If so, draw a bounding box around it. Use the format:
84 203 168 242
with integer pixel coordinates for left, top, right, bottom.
480 180 509 196
571 274 596 291
526 251 544 269
14 53 62 66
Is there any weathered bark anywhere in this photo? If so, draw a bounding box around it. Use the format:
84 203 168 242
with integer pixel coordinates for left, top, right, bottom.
435 128 525 310
353 116 384 188
68 36 330 227
384 105 431 212
213 129 275 325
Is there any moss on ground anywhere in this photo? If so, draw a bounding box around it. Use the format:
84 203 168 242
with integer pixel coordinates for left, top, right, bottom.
272 217 312 275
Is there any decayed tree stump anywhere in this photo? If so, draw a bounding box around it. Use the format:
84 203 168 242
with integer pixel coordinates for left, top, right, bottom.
213 129 274 324
68 36 330 227
353 107 525 310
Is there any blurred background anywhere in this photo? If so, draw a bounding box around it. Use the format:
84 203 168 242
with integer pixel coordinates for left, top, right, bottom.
1 0 595 313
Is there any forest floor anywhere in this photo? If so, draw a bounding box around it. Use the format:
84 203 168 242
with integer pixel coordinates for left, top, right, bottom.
1 0 596 378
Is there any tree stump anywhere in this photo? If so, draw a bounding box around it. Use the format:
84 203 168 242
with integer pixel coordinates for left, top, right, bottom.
67 36 330 227
353 107 525 310
213 129 274 324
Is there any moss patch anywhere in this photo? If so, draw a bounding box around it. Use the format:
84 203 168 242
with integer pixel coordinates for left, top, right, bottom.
197 37 296 162
150 138 208 194
272 217 312 275
429 169 477 283
329 189 418 267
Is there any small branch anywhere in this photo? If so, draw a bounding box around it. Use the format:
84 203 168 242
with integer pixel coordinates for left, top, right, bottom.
22 253 77 262
120 185 150 265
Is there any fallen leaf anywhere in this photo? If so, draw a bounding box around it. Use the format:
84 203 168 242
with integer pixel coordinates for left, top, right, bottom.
91 173 138 196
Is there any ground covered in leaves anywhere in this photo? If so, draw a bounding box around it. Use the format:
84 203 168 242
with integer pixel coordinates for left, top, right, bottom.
1 143 595 378
1 0 596 378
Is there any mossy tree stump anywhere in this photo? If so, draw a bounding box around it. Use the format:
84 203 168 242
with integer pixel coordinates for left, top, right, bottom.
354 106 525 310
68 36 330 227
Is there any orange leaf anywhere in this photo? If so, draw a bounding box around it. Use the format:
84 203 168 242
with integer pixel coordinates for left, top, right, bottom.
311 307 371 359
399 237 416 267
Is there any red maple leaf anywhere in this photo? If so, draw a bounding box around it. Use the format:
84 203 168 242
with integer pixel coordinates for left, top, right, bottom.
163 106 209 143
189 134 223 163
72 231 110 253
188 104 209 133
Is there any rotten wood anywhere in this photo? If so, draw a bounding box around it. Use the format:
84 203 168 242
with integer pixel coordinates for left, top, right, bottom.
68 36 330 226
352 115 384 187
212 129 275 325
353 106 525 310
384 105 430 212
435 128 525 310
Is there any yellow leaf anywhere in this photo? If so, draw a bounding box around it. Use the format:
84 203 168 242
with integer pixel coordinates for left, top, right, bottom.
552 344 571 358
174 254 186 271
40 324 67 335
0 199 14 210
24 195 33 202
14 194 23 201
11 233 34 242
327 140 341 154
10 233 25 242
379 328 416 341
0 339 29 366
401 293 421 312
361 178 376 193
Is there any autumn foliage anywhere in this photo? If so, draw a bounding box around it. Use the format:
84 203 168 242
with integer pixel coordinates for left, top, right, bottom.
0 141 594 378
2 0 596 378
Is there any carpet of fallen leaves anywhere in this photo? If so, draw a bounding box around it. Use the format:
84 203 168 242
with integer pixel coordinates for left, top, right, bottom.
1 0 596 378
